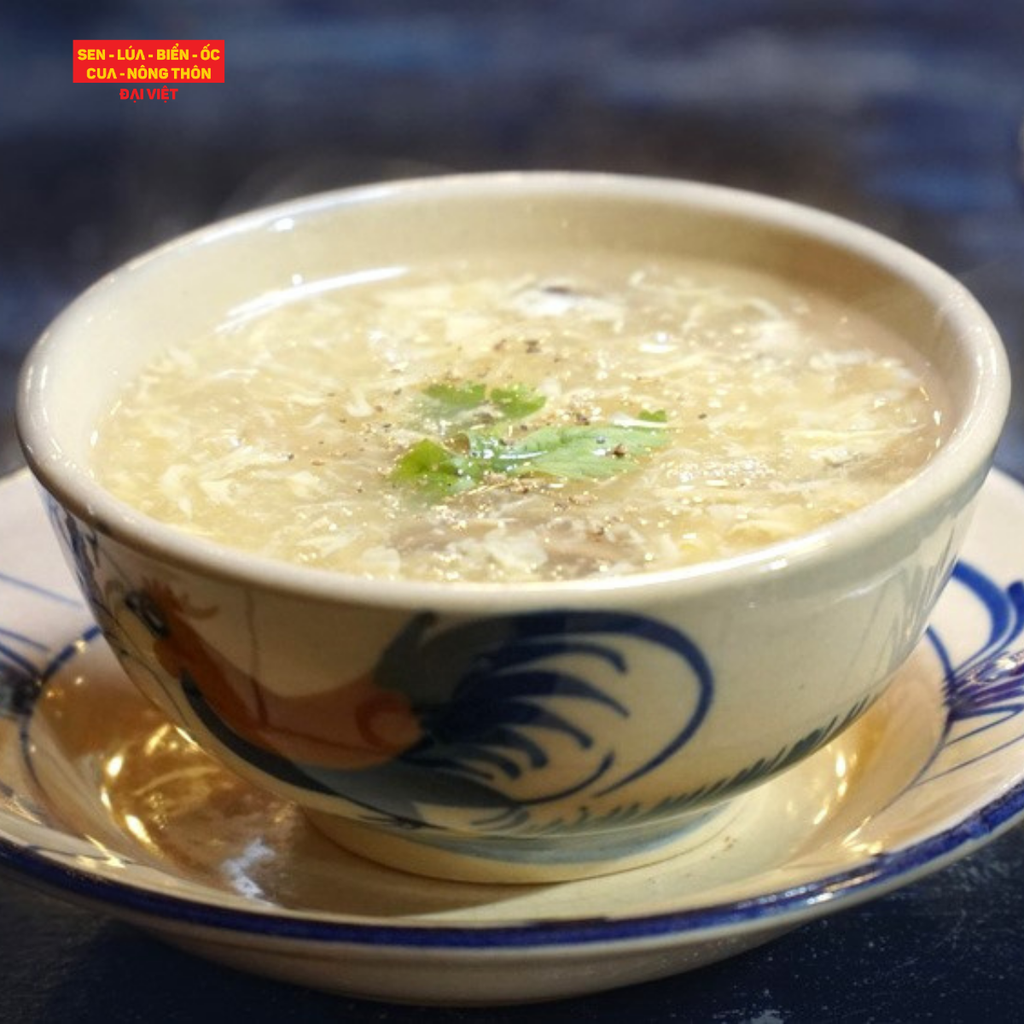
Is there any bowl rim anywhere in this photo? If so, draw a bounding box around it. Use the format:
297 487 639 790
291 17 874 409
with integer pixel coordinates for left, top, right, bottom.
16 170 1012 612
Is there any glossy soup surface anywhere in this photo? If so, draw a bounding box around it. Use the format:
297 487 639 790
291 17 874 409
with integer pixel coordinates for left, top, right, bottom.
91 253 945 583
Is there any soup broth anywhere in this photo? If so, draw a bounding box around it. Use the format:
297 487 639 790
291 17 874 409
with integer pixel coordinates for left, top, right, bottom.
91 254 945 583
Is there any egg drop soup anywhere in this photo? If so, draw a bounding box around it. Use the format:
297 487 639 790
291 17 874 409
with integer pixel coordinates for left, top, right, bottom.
91 255 946 583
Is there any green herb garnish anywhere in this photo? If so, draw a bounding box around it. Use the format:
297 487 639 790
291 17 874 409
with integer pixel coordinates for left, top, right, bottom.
489 384 548 420
390 438 486 498
421 381 488 414
491 421 669 480
392 382 670 499
420 381 547 429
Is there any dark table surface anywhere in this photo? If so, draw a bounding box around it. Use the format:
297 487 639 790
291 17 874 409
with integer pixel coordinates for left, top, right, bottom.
3 2 1024 1021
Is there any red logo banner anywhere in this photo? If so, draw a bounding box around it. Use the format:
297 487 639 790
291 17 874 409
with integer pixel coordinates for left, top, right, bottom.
73 40 225 84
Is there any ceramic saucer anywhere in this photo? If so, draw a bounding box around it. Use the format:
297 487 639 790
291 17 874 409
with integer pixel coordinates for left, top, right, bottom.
4 468 1024 1006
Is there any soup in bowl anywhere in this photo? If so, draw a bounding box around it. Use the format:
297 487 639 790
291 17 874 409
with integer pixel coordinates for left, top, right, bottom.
16 173 1009 882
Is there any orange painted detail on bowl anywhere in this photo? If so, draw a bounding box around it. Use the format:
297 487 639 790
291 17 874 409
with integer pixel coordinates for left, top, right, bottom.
141 583 423 769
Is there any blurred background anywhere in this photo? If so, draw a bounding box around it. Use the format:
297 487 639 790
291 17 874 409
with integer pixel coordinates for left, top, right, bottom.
3 0 1024 475
3 2 1024 1021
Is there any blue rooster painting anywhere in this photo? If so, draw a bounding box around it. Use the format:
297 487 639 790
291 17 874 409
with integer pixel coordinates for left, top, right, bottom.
125 587 713 832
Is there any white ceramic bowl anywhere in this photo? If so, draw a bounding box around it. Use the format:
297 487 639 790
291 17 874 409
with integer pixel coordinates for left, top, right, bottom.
16 172 1010 883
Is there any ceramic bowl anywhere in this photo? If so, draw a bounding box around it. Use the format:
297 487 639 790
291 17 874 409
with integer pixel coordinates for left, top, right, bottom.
15 172 1010 883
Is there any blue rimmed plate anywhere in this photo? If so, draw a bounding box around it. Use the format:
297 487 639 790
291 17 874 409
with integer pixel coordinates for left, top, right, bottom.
3 468 1024 1006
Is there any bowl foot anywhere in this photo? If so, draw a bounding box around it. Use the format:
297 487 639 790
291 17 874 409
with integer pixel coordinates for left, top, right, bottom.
304 801 742 884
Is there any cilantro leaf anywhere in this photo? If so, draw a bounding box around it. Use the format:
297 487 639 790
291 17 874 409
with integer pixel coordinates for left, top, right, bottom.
637 409 668 423
506 422 669 479
390 438 485 498
392 377 670 499
391 416 670 498
419 380 546 430
490 384 547 420
421 382 488 415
